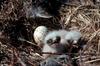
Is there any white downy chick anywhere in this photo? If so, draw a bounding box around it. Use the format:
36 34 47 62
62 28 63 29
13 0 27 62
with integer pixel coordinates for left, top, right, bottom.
42 31 60 58
42 30 69 58
57 30 69 45
65 30 82 44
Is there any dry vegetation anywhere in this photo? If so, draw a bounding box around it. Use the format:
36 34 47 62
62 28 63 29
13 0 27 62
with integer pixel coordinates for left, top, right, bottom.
0 0 100 66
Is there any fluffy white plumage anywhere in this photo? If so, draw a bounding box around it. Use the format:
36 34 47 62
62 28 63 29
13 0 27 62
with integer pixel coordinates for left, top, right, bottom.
44 30 68 45
65 30 82 44
57 30 69 44
42 30 60 58
42 30 68 58
42 30 82 58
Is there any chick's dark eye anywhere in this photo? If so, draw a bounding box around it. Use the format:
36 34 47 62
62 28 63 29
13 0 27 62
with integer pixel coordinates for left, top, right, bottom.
54 36 60 43
47 39 52 44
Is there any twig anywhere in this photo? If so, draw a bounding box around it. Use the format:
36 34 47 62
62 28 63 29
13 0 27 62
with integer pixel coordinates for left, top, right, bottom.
98 40 100 54
18 37 40 47
64 5 83 26
72 55 89 60
88 29 100 42
79 50 84 66
14 49 26 66
32 51 100 56
85 59 100 63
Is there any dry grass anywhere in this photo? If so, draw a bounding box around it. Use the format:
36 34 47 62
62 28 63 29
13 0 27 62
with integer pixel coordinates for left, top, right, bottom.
59 2 100 66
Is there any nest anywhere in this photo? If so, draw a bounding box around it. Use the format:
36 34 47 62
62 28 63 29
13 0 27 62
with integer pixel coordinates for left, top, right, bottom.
0 0 100 66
